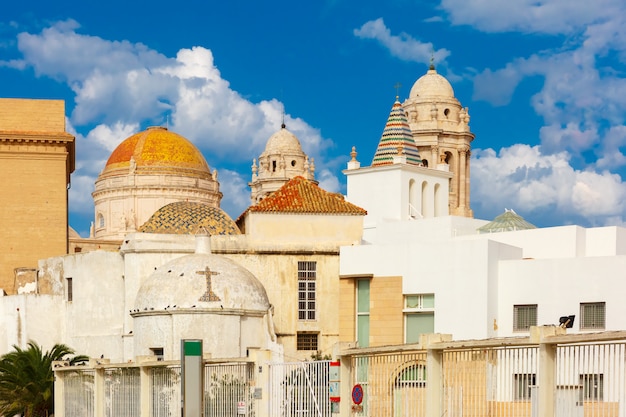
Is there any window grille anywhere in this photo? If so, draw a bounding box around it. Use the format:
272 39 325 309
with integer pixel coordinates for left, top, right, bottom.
298 261 316 321
580 373 604 401
514 373 536 400
66 277 73 302
296 333 318 351
513 304 537 331
580 302 605 330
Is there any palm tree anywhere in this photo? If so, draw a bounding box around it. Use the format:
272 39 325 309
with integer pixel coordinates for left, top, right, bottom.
0 341 88 417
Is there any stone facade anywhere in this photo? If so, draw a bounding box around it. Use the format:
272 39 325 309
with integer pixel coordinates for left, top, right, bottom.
0 98 75 294
402 65 474 217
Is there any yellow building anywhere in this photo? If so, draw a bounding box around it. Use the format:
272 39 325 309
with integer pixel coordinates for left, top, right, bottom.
0 98 75 294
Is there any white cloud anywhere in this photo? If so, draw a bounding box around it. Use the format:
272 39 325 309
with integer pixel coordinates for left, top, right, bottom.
472 9 626 171
5 21 341 225
354 18 450 64
471 145 626 226
440 0 623 36
217 169 252 219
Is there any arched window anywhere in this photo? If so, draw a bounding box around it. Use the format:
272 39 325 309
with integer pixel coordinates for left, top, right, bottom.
393 363 427 416
434 183 442 216
97 213 105 228
409 179 419 219
421 181 430 218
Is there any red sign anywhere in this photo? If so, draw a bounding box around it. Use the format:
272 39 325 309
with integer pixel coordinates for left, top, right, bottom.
352 384 364 405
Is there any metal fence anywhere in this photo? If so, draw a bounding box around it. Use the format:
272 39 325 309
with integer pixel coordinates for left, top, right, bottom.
205 362 256 417
269 360 331 417
150 365 180 417
59 362 255 417
344 338 626 417
351 351 427 417
63 369 95 417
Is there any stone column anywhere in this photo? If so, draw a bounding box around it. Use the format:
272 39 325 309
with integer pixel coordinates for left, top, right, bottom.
431 146 438 168
465 148 471 213
459 146 469 210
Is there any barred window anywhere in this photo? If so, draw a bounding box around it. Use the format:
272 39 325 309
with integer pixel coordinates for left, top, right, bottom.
513 304 537 332
580 374 604 401
66 277 73 302
298 261 316 321
296 333 318 351
514 374 536 400
580 302 605 330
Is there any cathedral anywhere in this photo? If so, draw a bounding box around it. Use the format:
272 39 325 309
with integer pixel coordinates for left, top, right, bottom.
0 64 469 362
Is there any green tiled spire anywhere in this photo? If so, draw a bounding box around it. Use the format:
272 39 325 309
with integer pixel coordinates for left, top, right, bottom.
372 98 422 167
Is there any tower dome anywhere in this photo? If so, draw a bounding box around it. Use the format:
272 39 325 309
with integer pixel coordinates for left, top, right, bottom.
402 65 475 218
409 66 455 99
249 124 317 203
263 126 304 154
93 127 222 240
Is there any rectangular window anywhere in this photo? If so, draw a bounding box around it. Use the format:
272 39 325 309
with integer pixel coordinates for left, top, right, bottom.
296 333 318 351
66 277 73 302
405 294 435 343
580 374 603 401
513 304 537 332
357 279 370 348
298 261 316 321
514 373 536 400
580 302 605 330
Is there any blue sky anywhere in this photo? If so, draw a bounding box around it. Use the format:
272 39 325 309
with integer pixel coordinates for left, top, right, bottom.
2 0 626 235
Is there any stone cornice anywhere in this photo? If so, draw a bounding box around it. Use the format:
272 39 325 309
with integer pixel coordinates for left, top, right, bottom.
0 131 74 144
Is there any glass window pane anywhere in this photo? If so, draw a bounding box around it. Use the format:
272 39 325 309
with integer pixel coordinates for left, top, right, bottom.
406 313 434 343
422 294 435 308
357 315 370 348
357 280 370 313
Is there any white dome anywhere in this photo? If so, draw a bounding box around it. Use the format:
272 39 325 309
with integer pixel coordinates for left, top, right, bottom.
135 253 270 312
409 68 455 99
263 126 303 154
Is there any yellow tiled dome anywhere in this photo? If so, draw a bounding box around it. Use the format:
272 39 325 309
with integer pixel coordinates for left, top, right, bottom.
102 126 210 178
139 202 240 235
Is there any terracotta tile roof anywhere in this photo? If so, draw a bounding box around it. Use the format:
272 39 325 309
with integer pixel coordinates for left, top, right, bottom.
246 176 367 215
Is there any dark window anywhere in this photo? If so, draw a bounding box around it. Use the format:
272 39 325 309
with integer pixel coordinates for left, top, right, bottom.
296 333 318 351
580 302 605 330
514 374 536 400
66 278 73 302
513 304 537 331
150 348 164 361
298 261 316 321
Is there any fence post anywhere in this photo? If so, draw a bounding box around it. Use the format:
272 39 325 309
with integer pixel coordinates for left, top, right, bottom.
139 363 151 417
334 342 355 417
52 364 66 417
248 348 272 417
93 362 105 417
423 334 451 417
532 325 564 417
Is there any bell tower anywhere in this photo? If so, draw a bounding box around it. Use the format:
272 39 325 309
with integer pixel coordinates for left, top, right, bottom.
249 124 317 203
402 63 474 217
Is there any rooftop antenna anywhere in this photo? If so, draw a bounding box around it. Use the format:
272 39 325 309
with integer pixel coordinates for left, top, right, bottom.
280 88 286 129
